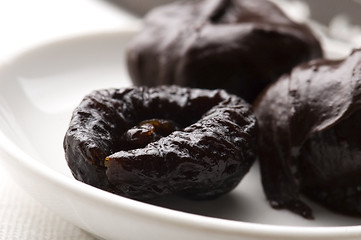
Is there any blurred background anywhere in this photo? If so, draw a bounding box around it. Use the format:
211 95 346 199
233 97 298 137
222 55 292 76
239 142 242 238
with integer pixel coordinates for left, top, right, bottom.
0 0 360 62
105 0 361 52
107 0 361 25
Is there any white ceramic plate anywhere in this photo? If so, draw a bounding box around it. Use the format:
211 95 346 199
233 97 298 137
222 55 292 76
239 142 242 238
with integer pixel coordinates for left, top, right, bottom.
1 29 361 240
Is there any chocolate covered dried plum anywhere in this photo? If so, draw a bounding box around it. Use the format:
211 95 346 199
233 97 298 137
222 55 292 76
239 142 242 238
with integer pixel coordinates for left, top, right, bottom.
127 0 322 103
254 49 361 219
64 86 257 200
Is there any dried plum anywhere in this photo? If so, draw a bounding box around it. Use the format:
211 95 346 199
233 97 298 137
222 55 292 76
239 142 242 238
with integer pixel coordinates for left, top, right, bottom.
64 86 257 200
254 49 361 219
126 0 323 103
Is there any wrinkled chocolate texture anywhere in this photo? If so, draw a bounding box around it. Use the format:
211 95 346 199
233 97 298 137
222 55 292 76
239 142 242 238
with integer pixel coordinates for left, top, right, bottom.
254 49 361 219
64 86 257 200
127 0 322 103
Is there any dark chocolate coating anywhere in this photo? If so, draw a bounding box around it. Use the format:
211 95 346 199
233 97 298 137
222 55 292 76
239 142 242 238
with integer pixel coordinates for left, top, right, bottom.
127 0 323 103
254 49 361 219
64 86 257 200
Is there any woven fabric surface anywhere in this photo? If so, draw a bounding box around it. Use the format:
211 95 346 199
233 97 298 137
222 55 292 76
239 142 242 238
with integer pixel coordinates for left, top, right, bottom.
0 167 96 240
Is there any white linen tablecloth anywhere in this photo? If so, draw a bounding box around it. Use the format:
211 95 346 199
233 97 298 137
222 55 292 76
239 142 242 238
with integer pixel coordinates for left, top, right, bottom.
0 0 138 239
